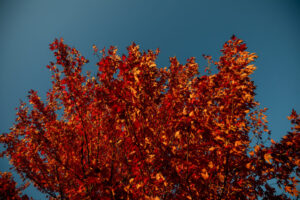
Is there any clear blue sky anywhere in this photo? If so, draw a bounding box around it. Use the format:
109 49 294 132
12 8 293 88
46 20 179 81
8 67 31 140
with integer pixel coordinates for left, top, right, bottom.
0 0 299 198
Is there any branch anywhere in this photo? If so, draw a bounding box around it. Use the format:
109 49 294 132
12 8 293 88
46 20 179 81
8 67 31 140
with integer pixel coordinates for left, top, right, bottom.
218 150 230 200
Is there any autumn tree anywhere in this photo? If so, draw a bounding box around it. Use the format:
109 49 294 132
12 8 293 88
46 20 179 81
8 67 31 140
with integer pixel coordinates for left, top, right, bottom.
0 36 299 199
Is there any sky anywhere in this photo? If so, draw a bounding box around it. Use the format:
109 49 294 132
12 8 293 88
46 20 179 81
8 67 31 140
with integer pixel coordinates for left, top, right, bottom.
0 0 299 198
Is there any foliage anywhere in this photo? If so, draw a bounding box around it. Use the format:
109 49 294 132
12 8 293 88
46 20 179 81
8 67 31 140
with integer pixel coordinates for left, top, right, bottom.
0 172 30 199
0 36 299 199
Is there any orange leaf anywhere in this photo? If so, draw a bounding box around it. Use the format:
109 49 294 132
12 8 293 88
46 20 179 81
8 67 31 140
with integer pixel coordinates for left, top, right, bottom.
264 153 272 164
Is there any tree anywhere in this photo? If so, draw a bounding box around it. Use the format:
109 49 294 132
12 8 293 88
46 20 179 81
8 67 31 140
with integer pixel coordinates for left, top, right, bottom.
0 36 299 199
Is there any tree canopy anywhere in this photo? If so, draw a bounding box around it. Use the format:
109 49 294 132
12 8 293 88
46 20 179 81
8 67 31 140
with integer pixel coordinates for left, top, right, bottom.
1 36 299 199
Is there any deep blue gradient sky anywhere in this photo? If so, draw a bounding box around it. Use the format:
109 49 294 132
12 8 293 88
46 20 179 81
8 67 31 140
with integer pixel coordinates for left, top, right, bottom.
1 0 299 198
